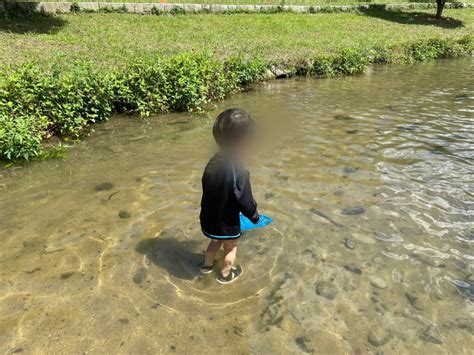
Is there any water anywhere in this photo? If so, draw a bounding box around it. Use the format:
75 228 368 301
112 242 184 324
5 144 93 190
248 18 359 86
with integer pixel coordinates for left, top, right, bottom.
1 58 473 354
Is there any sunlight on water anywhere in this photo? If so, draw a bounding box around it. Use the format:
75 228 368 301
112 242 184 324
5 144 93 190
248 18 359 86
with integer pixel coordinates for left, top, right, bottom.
0 58 473 354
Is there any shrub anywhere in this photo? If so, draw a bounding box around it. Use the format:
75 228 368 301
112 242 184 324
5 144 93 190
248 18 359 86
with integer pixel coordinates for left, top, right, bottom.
312 48 369 77
224 57 267 87
332 48 369 75
402 37 472 62
0 37 472 163
0 62 115 139
70 2 81 13
0 113 43 161
151 6 164 16
170 6 186 15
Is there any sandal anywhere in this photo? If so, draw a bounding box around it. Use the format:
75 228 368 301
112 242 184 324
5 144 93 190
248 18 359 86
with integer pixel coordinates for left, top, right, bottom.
216 265 243 284
199 263 214 274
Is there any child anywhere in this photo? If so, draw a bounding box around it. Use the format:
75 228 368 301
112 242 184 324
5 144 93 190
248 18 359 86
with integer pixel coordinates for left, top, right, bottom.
199 108 260 284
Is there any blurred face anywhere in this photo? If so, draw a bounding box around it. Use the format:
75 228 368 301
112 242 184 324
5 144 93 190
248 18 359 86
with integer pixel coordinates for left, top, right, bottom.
231 132 255 159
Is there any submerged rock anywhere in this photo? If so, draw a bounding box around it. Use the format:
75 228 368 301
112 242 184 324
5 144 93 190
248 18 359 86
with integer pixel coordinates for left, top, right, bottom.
119 210 132 219
370 276 387 289
405 292 424 311
94 182 114 192
295 336 314 353
334 114 355 121
133 267 147 284
343 166 358 174
345 129 358 134
264 192 275 199
60 271 75 280
368 328 391 347
344 264 362 275
420 326 443 345
344 238 356 250
428 144 451 155
342 206 365 215
451 279 474 301
316 281 337 300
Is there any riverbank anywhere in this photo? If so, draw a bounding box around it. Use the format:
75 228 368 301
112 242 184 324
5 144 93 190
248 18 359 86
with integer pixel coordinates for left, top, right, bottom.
0 8 473 162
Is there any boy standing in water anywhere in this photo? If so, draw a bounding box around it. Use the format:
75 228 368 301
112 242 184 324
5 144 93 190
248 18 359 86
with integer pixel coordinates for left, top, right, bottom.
199 108 260 284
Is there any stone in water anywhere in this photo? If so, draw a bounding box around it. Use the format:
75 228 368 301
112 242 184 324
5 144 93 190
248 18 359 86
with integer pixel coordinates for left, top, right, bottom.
316 281 337 300
370 276 387 289
342 206 365 215
119 210 132 219
344 238 356 250
94 182 114 191
368 328 391 347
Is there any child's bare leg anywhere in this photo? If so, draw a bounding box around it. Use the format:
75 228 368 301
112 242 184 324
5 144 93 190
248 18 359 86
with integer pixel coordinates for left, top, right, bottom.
204 240 222 266
221 240 238 277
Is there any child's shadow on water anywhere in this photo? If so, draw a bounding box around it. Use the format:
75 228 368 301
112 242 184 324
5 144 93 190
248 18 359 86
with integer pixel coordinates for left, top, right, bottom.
135 237 203 281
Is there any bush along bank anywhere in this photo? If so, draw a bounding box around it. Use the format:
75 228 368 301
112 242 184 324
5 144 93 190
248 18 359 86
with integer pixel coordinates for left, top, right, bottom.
0 36 472 163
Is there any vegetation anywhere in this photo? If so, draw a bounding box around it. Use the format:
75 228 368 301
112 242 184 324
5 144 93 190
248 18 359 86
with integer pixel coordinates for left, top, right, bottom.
12 0 474 4
0 8 473 162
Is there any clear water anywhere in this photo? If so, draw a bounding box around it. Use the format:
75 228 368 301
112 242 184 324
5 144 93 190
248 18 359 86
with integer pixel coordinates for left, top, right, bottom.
0 58 473 354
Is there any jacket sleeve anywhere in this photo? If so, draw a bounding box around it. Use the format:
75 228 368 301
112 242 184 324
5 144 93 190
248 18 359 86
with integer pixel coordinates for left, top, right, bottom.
234 169 259 224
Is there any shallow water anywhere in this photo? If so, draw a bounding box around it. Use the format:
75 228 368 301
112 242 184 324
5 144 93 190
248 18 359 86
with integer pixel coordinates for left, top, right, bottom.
1 58 473 354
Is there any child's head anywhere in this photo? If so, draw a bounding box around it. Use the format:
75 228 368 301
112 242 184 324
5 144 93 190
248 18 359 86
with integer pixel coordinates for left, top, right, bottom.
213 108 254 151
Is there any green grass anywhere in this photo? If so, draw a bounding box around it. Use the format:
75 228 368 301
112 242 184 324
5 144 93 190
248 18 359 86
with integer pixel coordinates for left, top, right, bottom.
0 8 473 162
1 9 473 67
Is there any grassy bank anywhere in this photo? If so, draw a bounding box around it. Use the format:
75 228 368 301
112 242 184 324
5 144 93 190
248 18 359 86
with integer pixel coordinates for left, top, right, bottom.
10 0 474 5
0 9 473 162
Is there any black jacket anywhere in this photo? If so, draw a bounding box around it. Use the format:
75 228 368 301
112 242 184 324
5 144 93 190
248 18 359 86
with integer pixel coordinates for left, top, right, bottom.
200 153 259 238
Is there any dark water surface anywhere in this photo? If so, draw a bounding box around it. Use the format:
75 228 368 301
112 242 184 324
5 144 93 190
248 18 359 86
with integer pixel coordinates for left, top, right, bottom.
1 58 473 354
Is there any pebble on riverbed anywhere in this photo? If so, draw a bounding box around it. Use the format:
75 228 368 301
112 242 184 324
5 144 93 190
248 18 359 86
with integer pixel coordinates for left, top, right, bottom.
316 281 337 300
341 206 365 215
420 326 443 345
334 114 356 121
264 192 275 199
405 292 424 311
368 328 392 347
118 210 132 219
370 276 387 289
295 336 314 353
344 238 357 250
343 166 358 174
344 264 362 275
451 279 474 301
133 267 148 284
60 271 75 280
94 182 114 191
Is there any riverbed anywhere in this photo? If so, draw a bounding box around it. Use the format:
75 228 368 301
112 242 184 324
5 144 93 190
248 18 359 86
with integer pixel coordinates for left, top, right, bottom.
0 58 473 354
